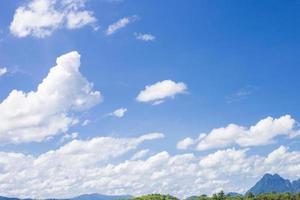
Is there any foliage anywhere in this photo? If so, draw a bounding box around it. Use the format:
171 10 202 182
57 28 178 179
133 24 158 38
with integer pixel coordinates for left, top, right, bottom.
130 194 179 200
184 191 300 200
130 191 300 200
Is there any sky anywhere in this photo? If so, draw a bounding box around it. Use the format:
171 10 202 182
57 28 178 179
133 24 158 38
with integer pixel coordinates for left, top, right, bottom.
0 0 299 199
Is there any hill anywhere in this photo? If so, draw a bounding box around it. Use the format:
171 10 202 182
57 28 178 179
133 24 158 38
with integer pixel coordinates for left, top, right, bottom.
247 173 300 195
70 193 132 200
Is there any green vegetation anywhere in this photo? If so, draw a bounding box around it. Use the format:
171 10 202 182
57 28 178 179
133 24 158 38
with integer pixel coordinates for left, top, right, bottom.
130 194 179 200
129 191 300 200
188 191 300 200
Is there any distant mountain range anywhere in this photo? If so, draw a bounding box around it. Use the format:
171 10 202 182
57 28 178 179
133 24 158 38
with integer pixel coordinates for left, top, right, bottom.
70 193 132 200
247 173 300 195
0 197 19 200
1 174 300 200
226 192 242 197
0 193 131 200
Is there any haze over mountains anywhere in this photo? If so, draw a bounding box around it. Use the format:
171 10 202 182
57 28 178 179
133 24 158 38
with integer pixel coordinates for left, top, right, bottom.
0 194 132 200
70 194 132 200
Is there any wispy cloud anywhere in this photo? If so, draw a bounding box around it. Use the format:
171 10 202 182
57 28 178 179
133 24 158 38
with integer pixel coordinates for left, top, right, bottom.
135 32 155 41
108 107 128 118
81 119 91 126
226 85 257 104
59 132 79 143
0 67 7 77
131 149 150 160
105 15 138 35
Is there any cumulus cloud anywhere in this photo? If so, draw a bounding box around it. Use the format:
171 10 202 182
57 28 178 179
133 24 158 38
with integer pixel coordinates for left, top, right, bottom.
136 80 187 105
177 137 195 150
10 0 97 38
177 115 299 151
0 68 7 77
0 133 166 198
135 33 155 41
105 15 137 35
0 135 300 199
109 107 127 118
0 51 101 144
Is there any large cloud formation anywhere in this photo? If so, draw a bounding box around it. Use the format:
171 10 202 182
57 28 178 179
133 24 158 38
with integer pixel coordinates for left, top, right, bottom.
10 0 97 38
177 115 300 151
0 51 101 144
0 133 299 199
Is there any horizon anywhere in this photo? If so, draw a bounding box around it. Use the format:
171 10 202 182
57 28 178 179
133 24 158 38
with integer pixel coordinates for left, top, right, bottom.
0 172 299 199
0 173 298 199
0 0 299 199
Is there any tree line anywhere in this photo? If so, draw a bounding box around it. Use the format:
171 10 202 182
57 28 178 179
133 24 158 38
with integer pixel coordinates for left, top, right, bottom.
128 191 300 200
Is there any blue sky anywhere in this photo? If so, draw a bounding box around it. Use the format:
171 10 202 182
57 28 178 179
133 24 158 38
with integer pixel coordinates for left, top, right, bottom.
0 0 299 198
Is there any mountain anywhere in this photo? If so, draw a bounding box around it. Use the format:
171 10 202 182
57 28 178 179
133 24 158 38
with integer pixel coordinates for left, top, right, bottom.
292 179 300 192
0 194 132 200
70 193 132 200
0 197 19 200
226 192 242 197
247 173 300 195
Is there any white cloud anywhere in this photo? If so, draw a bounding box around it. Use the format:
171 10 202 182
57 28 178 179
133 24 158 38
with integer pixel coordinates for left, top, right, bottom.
0 133 166 198
135 33 155 41
226 86 257 104
177 137 194 150
10 0 97 38
0 68 7 77
178 115 299 151
81 119 91 126
131 149 150 160
1 135 300 199
109 108 127 118
60 132 79 143
265 145 287 164
138 132 165 141
52 132 164 165
105 15 137 35
0 51 101 144
66 11 97 29
136 80 187 105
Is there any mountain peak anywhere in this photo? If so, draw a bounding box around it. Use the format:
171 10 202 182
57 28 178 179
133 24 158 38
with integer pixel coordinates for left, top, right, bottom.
262 173 282 179
247 173 300 195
